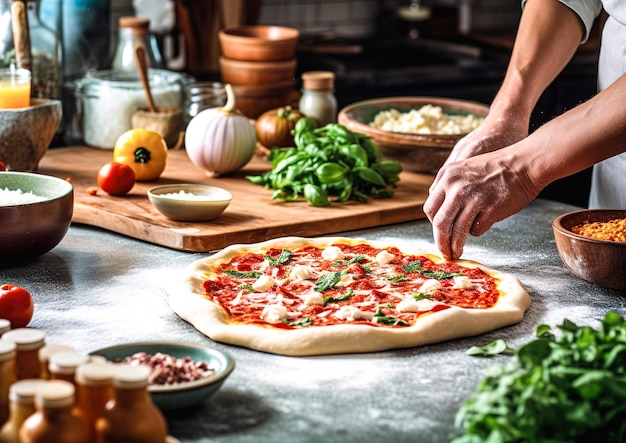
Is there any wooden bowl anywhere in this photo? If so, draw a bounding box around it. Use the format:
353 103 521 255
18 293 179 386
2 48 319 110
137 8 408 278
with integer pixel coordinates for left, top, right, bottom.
552 209 626 290
218 26 299 61
230 80 297 119
338 97 489 174
219 56 297 85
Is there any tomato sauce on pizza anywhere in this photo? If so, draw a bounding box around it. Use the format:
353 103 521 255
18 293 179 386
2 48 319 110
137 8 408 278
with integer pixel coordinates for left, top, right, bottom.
201 242 500 329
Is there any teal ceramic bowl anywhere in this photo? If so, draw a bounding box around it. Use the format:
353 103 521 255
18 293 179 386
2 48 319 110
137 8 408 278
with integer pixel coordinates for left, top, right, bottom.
90 341 235 411
147 184 232 222
0 171 74 265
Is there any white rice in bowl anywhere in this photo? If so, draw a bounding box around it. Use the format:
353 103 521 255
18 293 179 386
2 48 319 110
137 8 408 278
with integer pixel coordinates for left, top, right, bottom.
0 188 47 206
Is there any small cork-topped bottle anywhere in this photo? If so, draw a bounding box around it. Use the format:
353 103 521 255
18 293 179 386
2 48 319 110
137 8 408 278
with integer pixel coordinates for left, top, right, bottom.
0 339 17 427
0 319 11 336
38 344 76 380
298 71 338 126
48 352 90 386
96 364 167 443
19 380 90 443
73 362 115 442
2 328 46 380
0 379 48 443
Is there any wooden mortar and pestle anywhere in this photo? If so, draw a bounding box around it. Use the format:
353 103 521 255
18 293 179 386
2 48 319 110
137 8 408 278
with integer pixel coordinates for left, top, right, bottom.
131 43 184 149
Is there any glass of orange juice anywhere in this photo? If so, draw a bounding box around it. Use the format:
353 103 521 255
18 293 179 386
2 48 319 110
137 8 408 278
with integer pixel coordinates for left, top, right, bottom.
0 67 31 109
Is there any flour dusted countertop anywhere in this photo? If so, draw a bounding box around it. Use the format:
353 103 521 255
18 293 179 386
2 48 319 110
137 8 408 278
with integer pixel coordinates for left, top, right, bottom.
2 199 624 442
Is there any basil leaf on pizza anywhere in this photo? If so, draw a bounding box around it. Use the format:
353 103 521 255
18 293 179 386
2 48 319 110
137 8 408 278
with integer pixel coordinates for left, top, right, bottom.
167 237 531 356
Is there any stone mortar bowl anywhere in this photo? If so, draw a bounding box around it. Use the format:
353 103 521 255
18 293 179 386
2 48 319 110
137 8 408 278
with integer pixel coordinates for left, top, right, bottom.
0 99 62 171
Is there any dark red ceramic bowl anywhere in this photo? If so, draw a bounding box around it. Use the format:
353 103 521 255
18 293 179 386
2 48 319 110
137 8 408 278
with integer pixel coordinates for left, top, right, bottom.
552 209 626 290
0 171 73 265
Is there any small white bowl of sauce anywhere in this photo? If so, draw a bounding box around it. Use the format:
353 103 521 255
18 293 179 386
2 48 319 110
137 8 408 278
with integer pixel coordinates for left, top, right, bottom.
147 184 232 222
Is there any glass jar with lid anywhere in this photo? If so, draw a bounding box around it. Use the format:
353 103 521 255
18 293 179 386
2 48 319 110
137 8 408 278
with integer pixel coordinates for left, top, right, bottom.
79 68 184 149
111 16 164 75
298 71 337 127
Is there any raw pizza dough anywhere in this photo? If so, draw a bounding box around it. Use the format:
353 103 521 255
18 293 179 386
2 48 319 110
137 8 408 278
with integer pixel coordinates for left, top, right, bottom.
166 236 531 356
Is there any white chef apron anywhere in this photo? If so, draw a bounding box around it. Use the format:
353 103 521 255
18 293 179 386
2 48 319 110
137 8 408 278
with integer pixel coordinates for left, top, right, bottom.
589 14 626 208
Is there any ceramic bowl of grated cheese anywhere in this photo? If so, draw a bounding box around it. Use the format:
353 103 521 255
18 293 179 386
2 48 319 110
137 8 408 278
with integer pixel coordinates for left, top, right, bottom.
0 171 73 265
148 184 232 222
338 97 489 173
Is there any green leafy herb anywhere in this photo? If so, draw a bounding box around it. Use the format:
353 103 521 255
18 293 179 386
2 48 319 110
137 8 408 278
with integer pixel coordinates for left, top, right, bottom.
223 270 263 279
282 317 312 328
382 274 408 283
465 339 512 357
323 289 354 306
373 306 409 327
413 293 431 301
315 271 344 292
402 260 461 279
346 255 365 265
453 311 626 442
264 249 293 266
237 284 256 292
245 118 402 206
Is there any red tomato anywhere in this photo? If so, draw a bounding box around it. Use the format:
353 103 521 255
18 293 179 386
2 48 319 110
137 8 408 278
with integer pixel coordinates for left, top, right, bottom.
0 284 34 328
0 161 6 171
97 161 136 196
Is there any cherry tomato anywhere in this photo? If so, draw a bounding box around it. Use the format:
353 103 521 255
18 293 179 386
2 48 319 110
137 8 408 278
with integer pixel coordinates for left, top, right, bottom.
97 161 136 196
0 284 34 328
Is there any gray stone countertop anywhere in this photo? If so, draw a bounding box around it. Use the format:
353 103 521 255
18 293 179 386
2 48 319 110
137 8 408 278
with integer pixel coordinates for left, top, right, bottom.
2 199 625 442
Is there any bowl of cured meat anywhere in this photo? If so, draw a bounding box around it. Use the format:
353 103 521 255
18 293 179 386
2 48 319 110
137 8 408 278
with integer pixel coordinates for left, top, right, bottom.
0 171 73 266
337 96 489 173
90 341 235 411
552 209 626 290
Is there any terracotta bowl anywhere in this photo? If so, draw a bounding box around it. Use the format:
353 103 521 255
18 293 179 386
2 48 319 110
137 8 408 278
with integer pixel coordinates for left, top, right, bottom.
0 171 74 266
219 56 297 85
231 80 297 119
218 26 299 61
552 209 626 290
337 97 489 174
0 99 62 171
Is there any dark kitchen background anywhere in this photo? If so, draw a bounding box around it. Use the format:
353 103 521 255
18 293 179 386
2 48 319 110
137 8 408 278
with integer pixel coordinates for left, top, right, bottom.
99 0 605 206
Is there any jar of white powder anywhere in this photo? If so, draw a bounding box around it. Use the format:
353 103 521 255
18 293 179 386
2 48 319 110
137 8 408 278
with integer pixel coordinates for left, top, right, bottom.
80 69 183 149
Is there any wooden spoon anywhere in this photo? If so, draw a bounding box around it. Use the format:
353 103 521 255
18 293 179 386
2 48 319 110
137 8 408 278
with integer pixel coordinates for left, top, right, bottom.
134 43 157 113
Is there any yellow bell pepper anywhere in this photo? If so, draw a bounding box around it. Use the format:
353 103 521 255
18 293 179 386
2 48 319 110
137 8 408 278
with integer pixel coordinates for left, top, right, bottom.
113 129 167 181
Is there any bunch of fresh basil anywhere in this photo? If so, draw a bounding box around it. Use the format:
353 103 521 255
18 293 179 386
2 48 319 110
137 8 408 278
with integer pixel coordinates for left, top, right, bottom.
246 118 403 207
453 311 626 442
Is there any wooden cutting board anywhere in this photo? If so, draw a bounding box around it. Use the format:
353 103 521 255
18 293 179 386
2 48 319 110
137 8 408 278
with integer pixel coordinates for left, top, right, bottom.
38 146 433 252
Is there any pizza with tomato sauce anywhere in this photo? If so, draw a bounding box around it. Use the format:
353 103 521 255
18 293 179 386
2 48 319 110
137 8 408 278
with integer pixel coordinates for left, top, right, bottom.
167 237 531 356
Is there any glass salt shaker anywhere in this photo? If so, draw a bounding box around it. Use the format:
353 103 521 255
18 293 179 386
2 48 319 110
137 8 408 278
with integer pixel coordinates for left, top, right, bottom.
298 71 337 127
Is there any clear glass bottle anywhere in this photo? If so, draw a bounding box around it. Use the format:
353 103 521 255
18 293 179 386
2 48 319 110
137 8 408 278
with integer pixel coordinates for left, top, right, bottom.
298 71 337 127
2 328 45 380
111 16 164 75
19 380 90 443
73 362 114 443
95 364 167 443
0 379 47 443
0 340 17 428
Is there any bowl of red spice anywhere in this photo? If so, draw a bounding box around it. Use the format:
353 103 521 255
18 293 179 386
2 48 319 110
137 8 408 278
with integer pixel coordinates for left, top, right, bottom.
552 209 626 290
